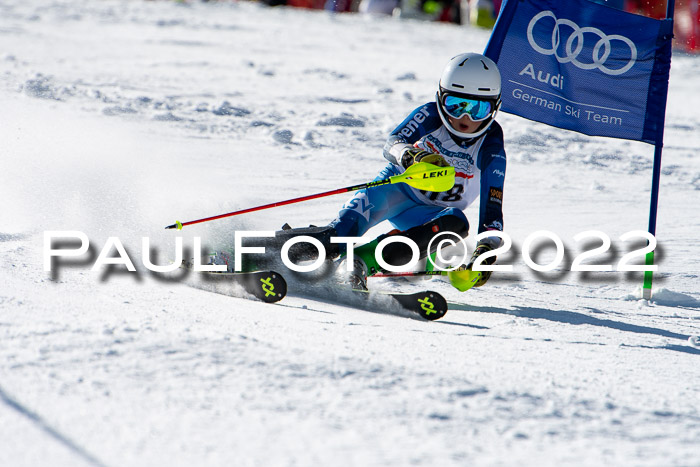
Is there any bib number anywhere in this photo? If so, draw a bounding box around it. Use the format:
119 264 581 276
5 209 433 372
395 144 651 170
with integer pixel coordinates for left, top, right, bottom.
422 184 464 202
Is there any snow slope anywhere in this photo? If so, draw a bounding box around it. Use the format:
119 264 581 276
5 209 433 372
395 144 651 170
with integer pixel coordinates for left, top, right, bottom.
1 1 699 465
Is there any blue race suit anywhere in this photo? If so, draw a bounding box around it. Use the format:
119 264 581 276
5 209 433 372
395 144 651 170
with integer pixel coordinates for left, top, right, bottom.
332 102 506 238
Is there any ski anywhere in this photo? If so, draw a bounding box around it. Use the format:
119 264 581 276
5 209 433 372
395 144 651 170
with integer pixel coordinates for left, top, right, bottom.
181 256 287 303
352 288 449 321
207 270 287 303
193 269 287 303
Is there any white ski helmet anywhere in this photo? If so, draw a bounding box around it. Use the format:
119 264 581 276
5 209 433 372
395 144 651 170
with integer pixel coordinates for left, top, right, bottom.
436 53 502 139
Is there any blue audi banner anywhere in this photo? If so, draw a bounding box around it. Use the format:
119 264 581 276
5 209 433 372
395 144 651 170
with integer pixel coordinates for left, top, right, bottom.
484 0 673 144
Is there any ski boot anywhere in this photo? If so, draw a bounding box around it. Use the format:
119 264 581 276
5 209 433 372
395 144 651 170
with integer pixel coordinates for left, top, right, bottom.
337 257 369 291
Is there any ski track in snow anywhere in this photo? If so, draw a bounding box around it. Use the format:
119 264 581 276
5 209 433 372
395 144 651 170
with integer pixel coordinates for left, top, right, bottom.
1 1 699 466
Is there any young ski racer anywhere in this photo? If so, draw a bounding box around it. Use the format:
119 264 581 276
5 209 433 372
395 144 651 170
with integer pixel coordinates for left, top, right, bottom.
254 52 507 291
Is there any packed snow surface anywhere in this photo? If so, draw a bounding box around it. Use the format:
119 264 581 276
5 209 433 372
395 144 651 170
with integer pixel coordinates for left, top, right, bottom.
1 1 699 466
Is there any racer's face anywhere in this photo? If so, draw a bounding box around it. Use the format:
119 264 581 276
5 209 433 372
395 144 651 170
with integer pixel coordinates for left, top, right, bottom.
447 114 482 134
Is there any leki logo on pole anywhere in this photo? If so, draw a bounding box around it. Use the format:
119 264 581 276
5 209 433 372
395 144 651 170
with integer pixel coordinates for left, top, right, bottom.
418 297 436 315
260 277 276 297
526 10 637 75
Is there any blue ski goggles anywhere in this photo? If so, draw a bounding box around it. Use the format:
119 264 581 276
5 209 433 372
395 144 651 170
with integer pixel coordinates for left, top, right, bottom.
442 95 495 121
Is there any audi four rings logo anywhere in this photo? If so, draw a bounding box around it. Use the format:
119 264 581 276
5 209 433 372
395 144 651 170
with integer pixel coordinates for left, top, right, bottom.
526 10 637 76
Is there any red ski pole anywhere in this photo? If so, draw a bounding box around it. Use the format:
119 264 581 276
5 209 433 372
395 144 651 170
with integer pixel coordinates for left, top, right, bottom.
164 162 454 230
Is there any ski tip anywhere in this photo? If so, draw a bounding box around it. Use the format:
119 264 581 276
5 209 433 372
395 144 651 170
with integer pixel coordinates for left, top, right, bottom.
386 290 448 321
416 291 448 321
257 271 287 303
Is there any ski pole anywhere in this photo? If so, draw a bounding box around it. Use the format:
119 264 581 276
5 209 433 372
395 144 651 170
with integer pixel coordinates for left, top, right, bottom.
372 271 445 278
165 162 455 230
372 269 482 292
